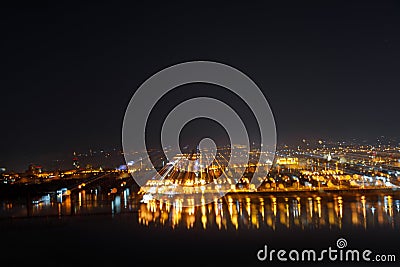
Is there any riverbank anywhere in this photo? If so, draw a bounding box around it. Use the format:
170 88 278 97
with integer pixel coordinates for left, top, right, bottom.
229 187 400 198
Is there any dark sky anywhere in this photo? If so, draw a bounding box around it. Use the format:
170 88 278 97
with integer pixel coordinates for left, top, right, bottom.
1 1 400 171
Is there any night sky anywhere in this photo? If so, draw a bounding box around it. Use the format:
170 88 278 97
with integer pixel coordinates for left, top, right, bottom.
1 1 400 171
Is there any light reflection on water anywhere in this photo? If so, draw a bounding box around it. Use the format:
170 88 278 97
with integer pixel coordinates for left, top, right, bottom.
138 193 400 230
0 188 138 218
1 190 400 231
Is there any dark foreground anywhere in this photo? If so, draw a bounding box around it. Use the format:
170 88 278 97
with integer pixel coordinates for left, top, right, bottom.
1 189 400 267
1 214 399 267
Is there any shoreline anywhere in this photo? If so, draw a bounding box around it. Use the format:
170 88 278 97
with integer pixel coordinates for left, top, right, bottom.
228 187 400 197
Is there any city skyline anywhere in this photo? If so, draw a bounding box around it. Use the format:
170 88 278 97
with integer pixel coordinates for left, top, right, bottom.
2 2 400 266
2 134 400 173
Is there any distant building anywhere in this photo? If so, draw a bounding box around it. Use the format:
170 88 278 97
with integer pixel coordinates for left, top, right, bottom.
72 152 80 169
27 164 42 175
276 157 299 165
